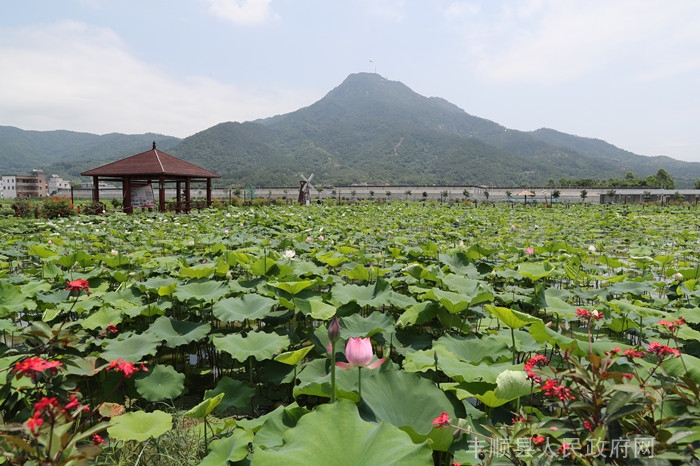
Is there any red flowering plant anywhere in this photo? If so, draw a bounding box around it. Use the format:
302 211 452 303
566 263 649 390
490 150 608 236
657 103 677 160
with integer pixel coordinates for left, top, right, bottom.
0 277 139 465
429 310 700 465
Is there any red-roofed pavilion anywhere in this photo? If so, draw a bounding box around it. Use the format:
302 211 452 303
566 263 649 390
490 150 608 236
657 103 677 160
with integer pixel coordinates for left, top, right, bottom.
81 142 220 214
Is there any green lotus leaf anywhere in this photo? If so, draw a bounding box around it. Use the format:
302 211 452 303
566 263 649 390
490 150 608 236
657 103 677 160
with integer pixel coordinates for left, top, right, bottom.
146 315 211 348
251 399 433 465
295 297 336 320
138 277 178 296
20 280 52 297
267 279 316 296
330 278 393 307
0 283 37 317
474 369 532 407
274 346 314 366
80 306 123 330
422 288 472 314
340 263 371 281
212 294 278 323
608 299 669 318
485 304 541 329
249 255 278 276
315 251 348 268
173 280 228 303
184 393 225 419
359 369 455 450
251 403 310 449
340 311 395 338
28 244 58 258
199 428 254 465
203 376 256 414
100 332 160 362
179 263 216 279
434 333 511 364
134 364 185 401
539 295 578 318
517 261 556 281
107 410 172 442
211 331 290 362
396 301 439 327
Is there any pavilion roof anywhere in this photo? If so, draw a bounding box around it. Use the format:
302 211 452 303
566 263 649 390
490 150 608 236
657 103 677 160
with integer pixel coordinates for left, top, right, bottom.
81 143 220 179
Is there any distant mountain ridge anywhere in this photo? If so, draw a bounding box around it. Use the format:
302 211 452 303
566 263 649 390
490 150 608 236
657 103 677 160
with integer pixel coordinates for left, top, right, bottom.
2 72 699 187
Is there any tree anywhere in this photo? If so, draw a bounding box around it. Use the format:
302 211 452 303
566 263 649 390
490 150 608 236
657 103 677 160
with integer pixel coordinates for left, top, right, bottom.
552 190 561 202
350 190 357 199
694 179 700 190
369 190 375 199
422 191 428 201
580 189 588 202
655 168 674 189
483 190 490 200
440 190 448 203
462 189 470 200
385 191 392 201
404 189 412 200
505 190 512 201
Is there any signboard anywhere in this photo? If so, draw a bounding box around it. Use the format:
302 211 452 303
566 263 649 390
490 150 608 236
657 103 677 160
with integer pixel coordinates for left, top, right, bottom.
130 183 155 208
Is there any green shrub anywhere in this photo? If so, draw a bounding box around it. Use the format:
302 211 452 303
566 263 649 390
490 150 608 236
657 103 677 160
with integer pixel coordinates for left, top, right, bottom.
11 198 34 218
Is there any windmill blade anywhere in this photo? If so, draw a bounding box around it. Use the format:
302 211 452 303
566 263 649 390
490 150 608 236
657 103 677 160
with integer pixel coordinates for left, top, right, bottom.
307 174 314 183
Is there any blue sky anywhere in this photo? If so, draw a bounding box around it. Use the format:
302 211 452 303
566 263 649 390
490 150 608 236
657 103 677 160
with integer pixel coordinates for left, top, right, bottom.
2 1 700 162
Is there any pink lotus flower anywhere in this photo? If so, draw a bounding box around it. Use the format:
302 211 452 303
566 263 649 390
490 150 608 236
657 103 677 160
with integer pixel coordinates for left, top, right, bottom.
524 247 534 255
336 337 386 370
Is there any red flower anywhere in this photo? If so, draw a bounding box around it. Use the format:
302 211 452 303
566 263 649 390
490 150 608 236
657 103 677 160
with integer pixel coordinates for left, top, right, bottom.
12 357 62 380
659 317 685 333
576 308 603 320
102 323 119 336
66 278 90 296
92 434 104 445
107 358 146 378
25 412 44 434
34 397 60 414
583 420 595 433
532 435 546 447
64 394 81 411
648 342 680 358
432 411 450 428
524 354 549 383
623 348 646 359
541 378 575 402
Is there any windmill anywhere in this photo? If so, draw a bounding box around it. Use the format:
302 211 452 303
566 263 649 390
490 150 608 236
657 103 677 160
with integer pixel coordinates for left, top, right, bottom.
298 173 315 205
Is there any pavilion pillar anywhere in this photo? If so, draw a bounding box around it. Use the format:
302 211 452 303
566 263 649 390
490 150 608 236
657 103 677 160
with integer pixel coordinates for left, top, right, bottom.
185 178 191 213
176 181 182 213
206 178 212 207
158 177 166 212
92 176 100 204
123 177 133 214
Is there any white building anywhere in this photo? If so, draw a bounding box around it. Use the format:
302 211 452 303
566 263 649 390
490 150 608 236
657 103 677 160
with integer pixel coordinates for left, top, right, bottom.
48 174 71 195
1 175 16 199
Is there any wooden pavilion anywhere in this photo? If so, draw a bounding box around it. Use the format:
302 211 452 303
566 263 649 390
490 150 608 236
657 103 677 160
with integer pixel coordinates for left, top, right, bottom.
80 142 220 214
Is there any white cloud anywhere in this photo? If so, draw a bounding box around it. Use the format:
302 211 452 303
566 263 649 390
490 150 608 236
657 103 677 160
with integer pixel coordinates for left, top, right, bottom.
203 0 275 25
0 21 315 136
450 0 700 84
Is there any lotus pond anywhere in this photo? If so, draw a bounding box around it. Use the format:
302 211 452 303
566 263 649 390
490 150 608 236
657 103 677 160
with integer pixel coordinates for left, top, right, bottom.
2 202 700 465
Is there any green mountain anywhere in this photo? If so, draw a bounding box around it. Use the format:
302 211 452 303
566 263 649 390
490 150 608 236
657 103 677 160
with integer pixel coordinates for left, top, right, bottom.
3 72 700 187
0 126 180 178
170 73 700 187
